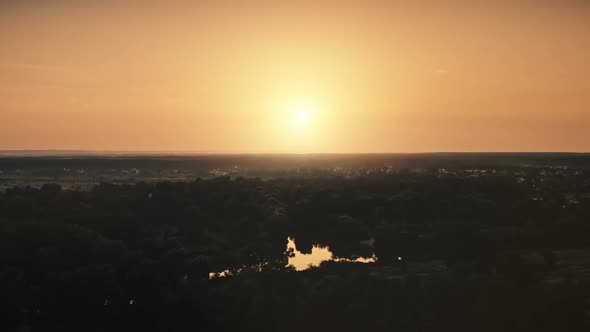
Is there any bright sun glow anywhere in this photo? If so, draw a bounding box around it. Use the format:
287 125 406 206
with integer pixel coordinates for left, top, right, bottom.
292 105 313 126
270 100 325 153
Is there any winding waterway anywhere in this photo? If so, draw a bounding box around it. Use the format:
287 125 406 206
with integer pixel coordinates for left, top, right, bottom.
210 237 376 279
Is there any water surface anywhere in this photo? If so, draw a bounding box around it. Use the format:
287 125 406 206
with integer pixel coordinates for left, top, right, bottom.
210 237 376 278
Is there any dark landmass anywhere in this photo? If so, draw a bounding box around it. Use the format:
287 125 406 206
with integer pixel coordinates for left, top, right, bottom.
1 152 590 189
1 154 590 331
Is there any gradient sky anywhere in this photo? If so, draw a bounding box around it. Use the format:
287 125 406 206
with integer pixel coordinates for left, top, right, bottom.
1 0 589 153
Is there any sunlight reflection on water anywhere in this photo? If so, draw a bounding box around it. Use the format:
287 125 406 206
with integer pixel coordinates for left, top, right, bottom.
286 237 334 271
209 237 376 279
286 237 376 271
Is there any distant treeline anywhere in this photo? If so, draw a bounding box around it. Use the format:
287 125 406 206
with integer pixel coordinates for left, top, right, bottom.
1 153 590 174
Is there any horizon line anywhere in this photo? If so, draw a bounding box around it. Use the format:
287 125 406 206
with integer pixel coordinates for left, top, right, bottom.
0 150 589 157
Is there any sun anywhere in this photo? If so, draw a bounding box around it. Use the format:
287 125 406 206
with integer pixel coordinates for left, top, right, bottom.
292 105 313 126
269 100 325 152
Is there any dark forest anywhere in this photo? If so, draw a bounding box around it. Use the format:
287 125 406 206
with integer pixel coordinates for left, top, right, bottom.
1 154 590 331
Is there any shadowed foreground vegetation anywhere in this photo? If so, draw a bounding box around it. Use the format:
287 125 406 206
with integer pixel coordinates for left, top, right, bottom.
2 166 590 331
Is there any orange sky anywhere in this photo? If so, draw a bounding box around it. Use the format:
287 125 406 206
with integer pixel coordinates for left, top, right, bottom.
1 1 589 153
